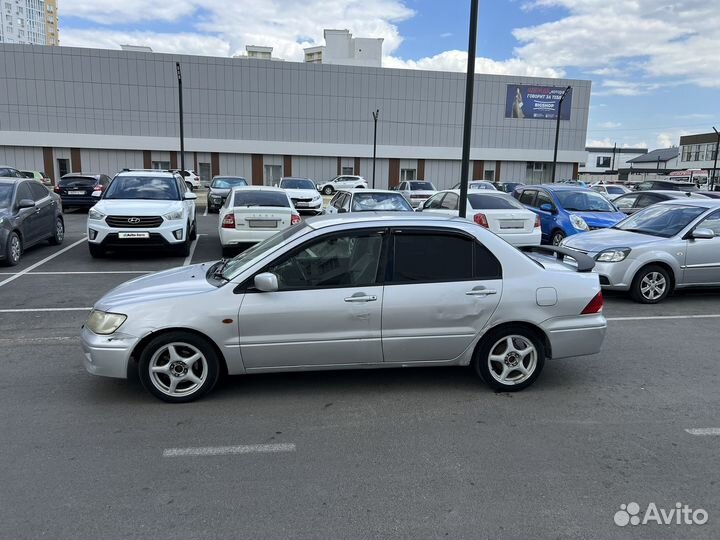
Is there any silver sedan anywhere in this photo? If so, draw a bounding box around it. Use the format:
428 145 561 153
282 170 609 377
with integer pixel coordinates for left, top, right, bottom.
562 199 720 303
82 213 607 402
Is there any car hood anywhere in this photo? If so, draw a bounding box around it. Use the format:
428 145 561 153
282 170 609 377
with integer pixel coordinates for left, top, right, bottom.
284 188 320 198
569 211 626 228
95 263 217 310
94 200 183 215
563 228 667 253
209 188 231 196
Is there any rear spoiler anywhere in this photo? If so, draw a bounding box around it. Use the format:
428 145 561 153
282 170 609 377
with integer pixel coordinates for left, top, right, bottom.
520 245 596 273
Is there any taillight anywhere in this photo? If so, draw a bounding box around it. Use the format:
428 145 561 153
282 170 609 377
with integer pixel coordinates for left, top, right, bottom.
581 292 603 314
221 214 236 228
53 186 60 193
93 185 103 192
534 215 541 228
473 213 488 228
291 214 301 225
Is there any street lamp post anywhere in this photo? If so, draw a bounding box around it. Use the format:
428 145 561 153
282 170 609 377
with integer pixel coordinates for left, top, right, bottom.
712 127 719 191
458 0 479 219
176 62 185 172
372 109 379 189
550 86 571 183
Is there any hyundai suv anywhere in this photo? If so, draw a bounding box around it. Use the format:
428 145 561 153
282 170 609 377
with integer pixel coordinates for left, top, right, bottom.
86 170 197 257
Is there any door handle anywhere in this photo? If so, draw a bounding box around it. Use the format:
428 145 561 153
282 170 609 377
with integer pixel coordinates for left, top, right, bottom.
344 294 378 303
466 287 497 297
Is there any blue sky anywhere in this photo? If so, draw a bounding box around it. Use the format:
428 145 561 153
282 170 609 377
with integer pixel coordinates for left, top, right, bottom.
59 0 720 149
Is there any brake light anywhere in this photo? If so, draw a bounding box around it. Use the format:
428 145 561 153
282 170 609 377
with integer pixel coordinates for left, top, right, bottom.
291 214 301 225
222 214 236 228
534 215 541 228
473 213 488 228
581 292 603 314
93 185 103 192
53 186 60 193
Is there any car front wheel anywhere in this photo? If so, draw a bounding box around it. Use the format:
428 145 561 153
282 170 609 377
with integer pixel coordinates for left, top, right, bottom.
48 217 64 245
138 332 220 403
551 230 565 246
322 186 334 195
631 265 671 304
3 232 22 266
474 326 545 392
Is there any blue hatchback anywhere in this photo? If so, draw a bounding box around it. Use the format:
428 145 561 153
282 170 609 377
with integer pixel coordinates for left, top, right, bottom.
512 184 626 245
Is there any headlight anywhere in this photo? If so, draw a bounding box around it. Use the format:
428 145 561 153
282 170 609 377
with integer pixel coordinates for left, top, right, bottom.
88 208 105 220
595 248 631 263
85 310 127 335
163 210 183 220
570 214 589 231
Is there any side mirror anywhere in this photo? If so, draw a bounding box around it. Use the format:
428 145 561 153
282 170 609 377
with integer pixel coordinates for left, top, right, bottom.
254 272 279 292
91 190 102 198
17 198 35 209
692 228 715 240
539 203 555 213
184 192 197 200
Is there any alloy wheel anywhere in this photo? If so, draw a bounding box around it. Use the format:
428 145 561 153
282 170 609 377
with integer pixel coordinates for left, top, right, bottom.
487 335 538 386
640 272 667 301
148 342 209 397
9 235 21 264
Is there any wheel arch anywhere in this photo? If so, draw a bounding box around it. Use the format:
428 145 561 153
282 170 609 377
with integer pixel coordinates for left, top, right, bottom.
632 260 676 291
474 320 552 361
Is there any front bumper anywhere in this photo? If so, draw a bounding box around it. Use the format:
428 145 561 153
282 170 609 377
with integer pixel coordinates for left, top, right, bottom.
88 219 187 248
207 195 226 209
540 313 607 359
81 326 138 379
291 198 323 213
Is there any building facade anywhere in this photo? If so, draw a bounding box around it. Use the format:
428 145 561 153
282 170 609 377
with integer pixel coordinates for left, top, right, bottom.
0 0 52 45
580 146 648 175
0 45 591 186
304 29 383 67
678 132 720 179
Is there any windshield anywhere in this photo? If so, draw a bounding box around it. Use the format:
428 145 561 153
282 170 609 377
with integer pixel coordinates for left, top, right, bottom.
211 177 247 189
469 181 497 190
0 184 13 207
468 193 524 210
104 176 180 200
614 204 707 237
410 182 435 191
234 191 290 208
280 178 315 190
351 193 413 211
606 186 627 194
555 190 617 212
221 222 310 281
59 176 97 188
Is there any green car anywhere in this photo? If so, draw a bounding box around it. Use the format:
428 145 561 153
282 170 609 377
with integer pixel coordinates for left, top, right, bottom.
21 170 53 186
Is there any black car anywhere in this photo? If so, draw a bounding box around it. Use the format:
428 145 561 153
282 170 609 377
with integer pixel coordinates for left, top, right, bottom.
493 181 525 193
54 173 112 210
0 178 64 266
632 180 698 191
206 176 248 212
612 190 707 215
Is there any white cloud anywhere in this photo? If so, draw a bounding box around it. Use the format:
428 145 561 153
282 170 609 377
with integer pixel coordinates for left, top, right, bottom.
440 32 453 38
598 121 621 129
61 29 232 56
657 129 691 148
586 137 648 148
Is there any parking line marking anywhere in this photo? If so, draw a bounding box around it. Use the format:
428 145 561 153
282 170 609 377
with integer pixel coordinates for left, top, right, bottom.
607 314 720 322
162 443 296 457
203 205 208 217
0 307 91 313
0 237 87 289
0 336 75 345
685 428 720 436
184 236 200 266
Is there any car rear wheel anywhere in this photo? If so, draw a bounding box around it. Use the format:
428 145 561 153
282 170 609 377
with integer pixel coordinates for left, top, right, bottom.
551 230 565 246
3 232 21 266
631 264 671 304
138 332 220 403
322 186 334 195
474 326 545 392
48 217 64 245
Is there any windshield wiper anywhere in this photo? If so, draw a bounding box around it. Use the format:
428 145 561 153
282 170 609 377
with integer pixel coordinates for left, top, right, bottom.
208 259 231 282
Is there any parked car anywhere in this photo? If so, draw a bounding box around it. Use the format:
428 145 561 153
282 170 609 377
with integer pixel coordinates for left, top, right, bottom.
450 181 498 191
317 175 368 195
612 190 707 215
0 178 64 266
173 170 201 191
562 199 720 303
206 176 248 213
20 170 52 186
54 173 112 211
397 180 437 208
219 186 300 256
557 180 589 187
590 183 631 200
631 180 698 192
86 170 197 257
0 165 24 178
419 190 541 247
324 189 413 214
278 177 324 215
81 213 607 402
513 184 626 245
493 182 525 193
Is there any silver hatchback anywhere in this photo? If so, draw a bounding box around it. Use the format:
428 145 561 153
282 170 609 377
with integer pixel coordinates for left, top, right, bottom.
82 214 607 402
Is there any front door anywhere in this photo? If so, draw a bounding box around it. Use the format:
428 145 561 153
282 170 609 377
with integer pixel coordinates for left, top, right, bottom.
684 210 720 285
14 181 42 245
381 229 503 364
238 229 386 369
28 181 55 235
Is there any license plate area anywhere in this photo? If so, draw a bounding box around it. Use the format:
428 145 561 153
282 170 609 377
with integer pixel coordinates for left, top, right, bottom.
118 232 150 239
68 190 86 195
248 220 279 229
500 220 525 229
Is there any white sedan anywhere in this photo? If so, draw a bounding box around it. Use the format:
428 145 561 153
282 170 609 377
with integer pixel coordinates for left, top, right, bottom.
219 187 300 256
419 189 541 247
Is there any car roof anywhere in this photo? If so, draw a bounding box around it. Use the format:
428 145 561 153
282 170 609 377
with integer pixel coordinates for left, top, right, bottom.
631 190 705 197
230 186 286 192
529 184 594 192
280 176 313 181
655 198 720 208
337 189 401 195
115 170 176 178
305 212 463 230
444 189 510 196
61 172 104 177
0 177 21 185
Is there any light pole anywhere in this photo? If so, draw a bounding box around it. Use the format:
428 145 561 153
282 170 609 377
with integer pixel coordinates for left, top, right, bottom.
550 85 571 183
712 127 719 191
176 62 185 172
458 0 479 219
372 109 379 189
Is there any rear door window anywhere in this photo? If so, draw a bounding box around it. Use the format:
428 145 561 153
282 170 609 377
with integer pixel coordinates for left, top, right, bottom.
536 191 554 209
614 194 639 210
518 190 537 206
29 182 49 201
15 182 33 205
234 191 290 208
440 193 459 210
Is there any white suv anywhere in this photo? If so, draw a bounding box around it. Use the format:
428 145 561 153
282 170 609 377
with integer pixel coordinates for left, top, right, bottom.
87 170 197 257
174 170 201 191
317 175 368 195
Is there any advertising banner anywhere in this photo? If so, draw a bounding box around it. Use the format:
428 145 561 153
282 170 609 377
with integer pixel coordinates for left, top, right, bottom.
505 85 572 120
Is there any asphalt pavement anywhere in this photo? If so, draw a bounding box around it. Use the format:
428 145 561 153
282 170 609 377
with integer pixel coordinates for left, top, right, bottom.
1 207 719 539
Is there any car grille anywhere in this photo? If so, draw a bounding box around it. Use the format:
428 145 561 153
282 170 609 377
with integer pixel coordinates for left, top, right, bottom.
291 197 314 203
105 216 164 228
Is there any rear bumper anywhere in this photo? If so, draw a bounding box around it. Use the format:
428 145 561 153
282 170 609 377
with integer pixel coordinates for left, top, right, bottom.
219 227 280 246
502 229 542 247
60 196 96 208
540 313 607 359
81 326 137 379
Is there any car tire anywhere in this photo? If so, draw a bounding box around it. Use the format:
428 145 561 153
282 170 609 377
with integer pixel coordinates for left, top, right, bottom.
189 216 197 241
474 325 545 392
551 230 565 246
185 181 193 192
138 331 221 403
322 186 334 195
88 243 105 258
48 217 65 245
3 232 22 266
630 264 671 304
176 235 191 257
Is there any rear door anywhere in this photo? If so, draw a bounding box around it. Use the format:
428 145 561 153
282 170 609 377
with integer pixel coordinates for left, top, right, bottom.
381 229 503 363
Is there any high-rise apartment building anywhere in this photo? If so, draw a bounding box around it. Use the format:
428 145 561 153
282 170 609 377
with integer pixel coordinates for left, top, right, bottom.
0 0 57 46
304 29 383 67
